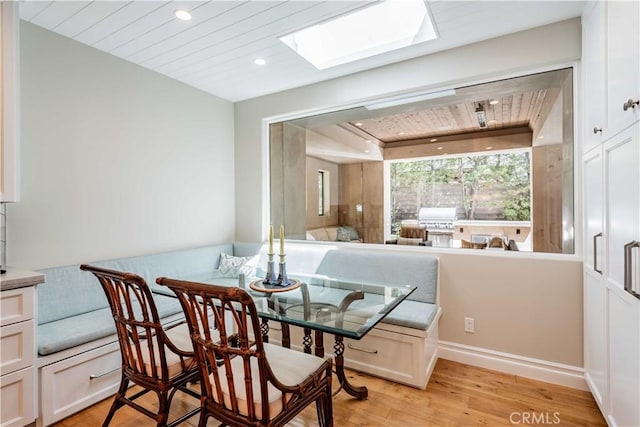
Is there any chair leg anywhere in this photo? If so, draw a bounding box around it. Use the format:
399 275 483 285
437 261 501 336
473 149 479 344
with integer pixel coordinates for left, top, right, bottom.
156 390 170 427
316 385 333 427
103 376 129 427
197 412 209 427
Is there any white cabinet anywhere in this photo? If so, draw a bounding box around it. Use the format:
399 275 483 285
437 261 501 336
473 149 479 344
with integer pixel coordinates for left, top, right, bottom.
582 3 640 422
582 1 607 152
0 287 36 427
0 1 20 202
583 147 607 408
582 0 640 153
583 123 640 426
608 286 640 427
603 125 639 293
603 124 640 427
606 0 640 134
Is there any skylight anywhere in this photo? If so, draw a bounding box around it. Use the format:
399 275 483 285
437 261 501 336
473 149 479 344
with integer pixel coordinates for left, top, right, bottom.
279 0 437 70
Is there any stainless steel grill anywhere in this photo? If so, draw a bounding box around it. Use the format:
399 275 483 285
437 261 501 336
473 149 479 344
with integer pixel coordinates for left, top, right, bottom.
418 207 457 233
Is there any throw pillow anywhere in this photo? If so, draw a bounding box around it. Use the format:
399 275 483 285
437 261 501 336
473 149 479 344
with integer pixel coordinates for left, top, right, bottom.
217 253 258 278
336 227 351 242
341 225 360 240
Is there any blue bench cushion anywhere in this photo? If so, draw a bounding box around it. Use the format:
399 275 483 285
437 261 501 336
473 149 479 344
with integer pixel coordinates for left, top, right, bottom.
99 244 234 295
37 264 109 325
37 294 183 356
37 244 236 325
247 282 437 332
315 248 437 304
380 300 437 330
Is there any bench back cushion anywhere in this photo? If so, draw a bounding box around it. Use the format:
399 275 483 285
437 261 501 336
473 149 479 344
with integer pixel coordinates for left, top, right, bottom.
37 265 109 325
37 243 236 325
315 248 438 304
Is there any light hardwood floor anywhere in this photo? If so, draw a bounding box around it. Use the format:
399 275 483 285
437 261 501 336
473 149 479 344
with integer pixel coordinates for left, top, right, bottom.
54 359 606 426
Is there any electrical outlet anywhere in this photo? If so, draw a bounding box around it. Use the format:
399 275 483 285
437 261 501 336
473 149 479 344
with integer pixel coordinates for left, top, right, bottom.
464 317 475 333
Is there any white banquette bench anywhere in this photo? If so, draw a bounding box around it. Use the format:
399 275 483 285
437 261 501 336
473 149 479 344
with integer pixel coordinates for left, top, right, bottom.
34 241 440 425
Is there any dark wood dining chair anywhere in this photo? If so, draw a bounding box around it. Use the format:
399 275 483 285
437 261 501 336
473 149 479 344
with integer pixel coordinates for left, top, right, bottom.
156 277 334 427
80 265 200 427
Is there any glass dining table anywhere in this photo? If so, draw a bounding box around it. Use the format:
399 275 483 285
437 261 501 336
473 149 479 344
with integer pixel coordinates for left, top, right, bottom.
183 271 416 400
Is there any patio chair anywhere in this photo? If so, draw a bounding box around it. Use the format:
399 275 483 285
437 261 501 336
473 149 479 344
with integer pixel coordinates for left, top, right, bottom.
461 239 488 249
80 265 200 427
156 277 334 427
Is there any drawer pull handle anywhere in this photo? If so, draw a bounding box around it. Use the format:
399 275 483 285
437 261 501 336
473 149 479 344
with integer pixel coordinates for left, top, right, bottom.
593 127 602 134
89 367 120 379
347 343 378 354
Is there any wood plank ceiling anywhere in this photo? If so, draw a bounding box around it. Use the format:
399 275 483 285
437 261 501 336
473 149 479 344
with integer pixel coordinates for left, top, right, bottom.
352 90 548 143
18 1 585 102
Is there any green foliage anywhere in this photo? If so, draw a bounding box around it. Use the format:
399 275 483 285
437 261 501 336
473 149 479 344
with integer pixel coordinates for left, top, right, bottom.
390 151 531 222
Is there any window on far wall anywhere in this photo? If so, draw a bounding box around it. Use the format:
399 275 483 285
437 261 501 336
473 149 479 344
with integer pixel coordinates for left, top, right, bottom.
390 150 532 233
318 170 330 216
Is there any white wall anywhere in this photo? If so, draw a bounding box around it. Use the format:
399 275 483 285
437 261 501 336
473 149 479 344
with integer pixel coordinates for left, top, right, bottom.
7 23 235 269
234 19 584 368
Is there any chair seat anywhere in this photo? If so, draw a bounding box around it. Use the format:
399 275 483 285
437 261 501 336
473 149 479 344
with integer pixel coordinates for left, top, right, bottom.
210 343 327 419
133 323 195 378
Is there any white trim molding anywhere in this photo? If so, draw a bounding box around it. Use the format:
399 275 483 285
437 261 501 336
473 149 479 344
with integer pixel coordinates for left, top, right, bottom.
438 340 588 391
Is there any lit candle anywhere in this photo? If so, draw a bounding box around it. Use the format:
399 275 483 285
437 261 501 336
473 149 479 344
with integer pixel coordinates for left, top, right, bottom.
268 225 274 254
279 225 285 255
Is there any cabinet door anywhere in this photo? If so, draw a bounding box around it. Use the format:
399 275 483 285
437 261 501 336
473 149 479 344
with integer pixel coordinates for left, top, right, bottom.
584 269 607 410
607 0 640 133
607 285 640 427
584 147 603 272
604 124 639 291
583 146 607 411
583 1 607 152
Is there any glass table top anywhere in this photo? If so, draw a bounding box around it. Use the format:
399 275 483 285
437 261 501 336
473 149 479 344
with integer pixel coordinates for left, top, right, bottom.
182 272 416 340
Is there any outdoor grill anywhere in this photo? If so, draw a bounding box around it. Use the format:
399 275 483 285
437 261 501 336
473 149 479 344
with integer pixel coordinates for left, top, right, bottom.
418 207 457 246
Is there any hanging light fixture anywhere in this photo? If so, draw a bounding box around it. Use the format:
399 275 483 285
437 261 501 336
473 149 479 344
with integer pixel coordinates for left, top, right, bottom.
475 103 487 128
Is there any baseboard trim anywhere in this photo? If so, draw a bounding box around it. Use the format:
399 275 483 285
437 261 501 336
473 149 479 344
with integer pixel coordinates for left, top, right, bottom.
438 341 588 391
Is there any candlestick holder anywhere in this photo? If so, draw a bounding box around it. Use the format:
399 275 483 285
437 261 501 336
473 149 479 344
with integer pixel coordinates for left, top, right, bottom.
263 253 278 285
277 254 288 286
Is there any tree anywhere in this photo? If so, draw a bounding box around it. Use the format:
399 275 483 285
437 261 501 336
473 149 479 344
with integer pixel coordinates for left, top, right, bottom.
390 150 531 226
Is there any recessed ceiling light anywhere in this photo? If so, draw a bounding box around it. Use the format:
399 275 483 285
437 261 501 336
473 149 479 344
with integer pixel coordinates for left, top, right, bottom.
364 149 370 153
538 135 545 139
175 10 191 21
397 132 405 135
365 140 372 143
355 122 363 126
254 58 266 66
437 146 443 150
430 138 437 142
488 120 498 125
489 100 499 105
485 146 493 150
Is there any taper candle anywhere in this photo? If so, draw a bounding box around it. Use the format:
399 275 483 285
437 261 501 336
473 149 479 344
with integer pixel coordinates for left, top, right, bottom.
279 225 285 255
269 225 274 254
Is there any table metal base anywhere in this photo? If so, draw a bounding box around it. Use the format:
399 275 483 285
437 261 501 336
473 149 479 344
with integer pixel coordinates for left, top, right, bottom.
260 318 369 400
260 318 368 400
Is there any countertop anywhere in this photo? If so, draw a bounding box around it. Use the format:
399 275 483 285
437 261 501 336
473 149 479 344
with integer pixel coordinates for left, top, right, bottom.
0 268 45 291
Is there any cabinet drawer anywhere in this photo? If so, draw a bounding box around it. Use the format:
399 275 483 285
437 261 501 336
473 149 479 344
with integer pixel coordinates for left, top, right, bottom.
0 366 36 427
40 342 121 426
0 287 34 326
343 328 422 385
266 321 429 388
0 320 34 376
